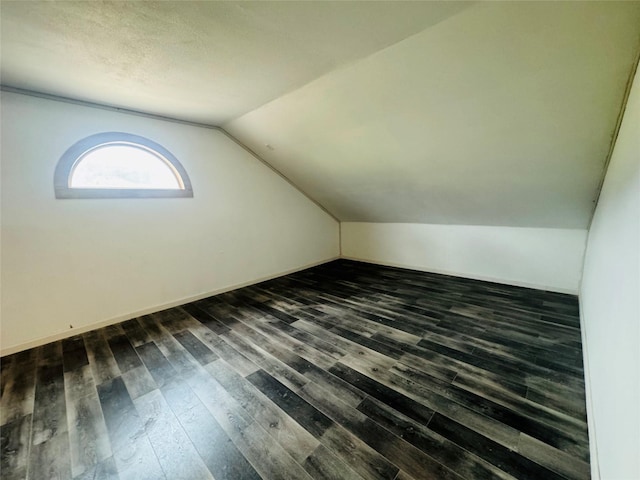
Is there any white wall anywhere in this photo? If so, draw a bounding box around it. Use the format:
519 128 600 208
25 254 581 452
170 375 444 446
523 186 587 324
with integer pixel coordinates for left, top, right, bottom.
0 92 339 355
580 66 639 480
342 223 587 293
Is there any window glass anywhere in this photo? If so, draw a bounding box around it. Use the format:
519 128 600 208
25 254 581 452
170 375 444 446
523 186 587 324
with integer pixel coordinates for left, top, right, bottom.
70 144 182 189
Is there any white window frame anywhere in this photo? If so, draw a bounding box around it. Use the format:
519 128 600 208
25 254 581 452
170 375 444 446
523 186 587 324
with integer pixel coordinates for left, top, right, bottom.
54 132 193 199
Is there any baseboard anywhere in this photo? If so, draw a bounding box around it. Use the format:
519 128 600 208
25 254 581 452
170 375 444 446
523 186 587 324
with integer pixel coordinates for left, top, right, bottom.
578 296 601 480
0 256 340 357
340 255 579 295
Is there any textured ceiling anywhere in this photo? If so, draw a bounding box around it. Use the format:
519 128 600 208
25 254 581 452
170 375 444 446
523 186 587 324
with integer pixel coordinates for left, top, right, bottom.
2 1 640 228
0 0 471 123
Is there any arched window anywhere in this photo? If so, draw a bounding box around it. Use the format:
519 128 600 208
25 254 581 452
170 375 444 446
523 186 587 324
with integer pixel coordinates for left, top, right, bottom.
54 132 193 198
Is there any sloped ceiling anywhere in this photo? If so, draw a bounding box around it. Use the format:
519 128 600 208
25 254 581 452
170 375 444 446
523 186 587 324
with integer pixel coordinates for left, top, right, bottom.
2 1 639 228
0 1 471 123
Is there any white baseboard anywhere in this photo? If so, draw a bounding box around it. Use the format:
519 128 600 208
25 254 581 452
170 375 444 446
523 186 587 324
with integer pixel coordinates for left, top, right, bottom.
578 296 600 480
0 256 339 357
340 255 579 295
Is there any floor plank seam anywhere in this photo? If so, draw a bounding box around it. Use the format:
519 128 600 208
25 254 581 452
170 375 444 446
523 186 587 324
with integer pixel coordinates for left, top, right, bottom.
1 259 590 480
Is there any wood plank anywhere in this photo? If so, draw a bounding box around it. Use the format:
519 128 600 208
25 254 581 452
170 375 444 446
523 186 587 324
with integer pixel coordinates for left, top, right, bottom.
72 456 119 480
0 414 31 480
181 303 232 336
357 397 516 480
187 324 260 377
64 365 96 402
96 376 165 480
206 359 319 464
84 331 120 385
517 433 590 480
300 363 367 408
427 412 567 480
140 317 202 379
222 330 309 391
133 389 214 480
173 330 218 366
246 369 333 438
318 423 399 480
0 349 37 425
161 373 260 480
31 345 67 447
187 370 314 480
135 342 177 388
121 365 157 400
302 444 365 480
299 380 463 480
390 359 589 460
106 334 143 374
64 367 106 476
27 431 72 480
0 259 589 480
234 312 338 370
121 318 153 347
526 385 587 421
62 335 89 373
328 363 435 428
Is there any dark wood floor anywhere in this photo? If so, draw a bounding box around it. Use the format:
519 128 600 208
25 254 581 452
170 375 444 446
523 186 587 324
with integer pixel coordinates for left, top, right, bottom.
1 259 590 480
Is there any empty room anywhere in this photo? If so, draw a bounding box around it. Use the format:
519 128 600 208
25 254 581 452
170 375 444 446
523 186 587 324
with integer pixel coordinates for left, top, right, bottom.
1 2 639 480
